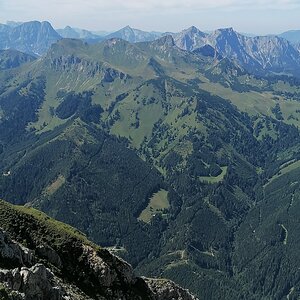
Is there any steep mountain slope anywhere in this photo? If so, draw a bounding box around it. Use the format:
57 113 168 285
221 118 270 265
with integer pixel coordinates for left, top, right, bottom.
171 26 207 51
105 26 161 43
0 118 169 266
232 161 300 299
0 199 197 300
0 49 36 70
279 30 300 44
0 24 9 31
208 28 300 76
0 21 62 55
1 36 300 299
171 26 300 77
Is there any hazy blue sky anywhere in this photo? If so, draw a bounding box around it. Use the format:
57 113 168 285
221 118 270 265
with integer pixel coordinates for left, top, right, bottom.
0 0 299 34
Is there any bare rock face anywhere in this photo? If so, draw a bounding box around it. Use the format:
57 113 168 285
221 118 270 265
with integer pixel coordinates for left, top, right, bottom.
172 26 207 52
0 229 35 267
0 229 85 300
0 21 61 56
145 278 198 300
171 26 300 76
82 245 119 287
0 225 198 300
82 245 136 287
20 264 62 299
36 245 62 269
0 264 64 300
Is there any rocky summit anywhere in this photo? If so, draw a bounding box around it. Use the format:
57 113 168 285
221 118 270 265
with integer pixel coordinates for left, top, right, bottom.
170 26 300 77
0 21 61 56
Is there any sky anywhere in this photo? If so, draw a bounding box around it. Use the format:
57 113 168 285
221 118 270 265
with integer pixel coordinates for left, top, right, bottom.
0 0 299 34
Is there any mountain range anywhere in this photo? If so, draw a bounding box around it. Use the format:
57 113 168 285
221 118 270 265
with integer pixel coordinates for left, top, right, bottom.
56 26 102 40
170 26 300 77
0 21 61 55
1 21 300 78
105 26 162 43
279 30 300 44
1 20 300 299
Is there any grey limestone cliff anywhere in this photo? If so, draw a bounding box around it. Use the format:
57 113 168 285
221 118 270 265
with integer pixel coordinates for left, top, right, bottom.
0 227 197 300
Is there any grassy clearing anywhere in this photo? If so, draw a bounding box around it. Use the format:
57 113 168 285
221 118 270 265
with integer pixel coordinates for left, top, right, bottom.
200 82 277 116
266 160 300 186
110 86 164 147
200 81 300 128
199 166 228 184
256 167 264 174
138 189 169 223
29 73 67 133
44 175 65 196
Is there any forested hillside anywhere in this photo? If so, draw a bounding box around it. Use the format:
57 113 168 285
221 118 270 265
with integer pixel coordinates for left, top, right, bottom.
1 35 300 299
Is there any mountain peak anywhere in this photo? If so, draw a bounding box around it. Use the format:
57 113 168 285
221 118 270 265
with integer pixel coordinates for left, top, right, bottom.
186 26 202 33
1 20 61 56
40 21 58 32
170 26 207 51
105 26 160 43
209 27 240 42
215 27 236 35
49 38 85 55
119 25 135 33
155 34 175 47
16 20 58 34
41 20 52 26
179 26 207 37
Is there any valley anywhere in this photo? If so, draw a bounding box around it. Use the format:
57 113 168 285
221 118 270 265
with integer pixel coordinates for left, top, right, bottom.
1 19 300 299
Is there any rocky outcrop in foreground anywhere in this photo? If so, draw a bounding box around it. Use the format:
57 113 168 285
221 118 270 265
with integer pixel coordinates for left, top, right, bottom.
0 201 197 300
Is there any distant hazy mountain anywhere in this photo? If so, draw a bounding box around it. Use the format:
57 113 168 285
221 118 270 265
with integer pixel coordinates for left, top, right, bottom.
105 25 162 43
5 21 23 28
171 26 207 51
91 30 111 36
279 30 300 45
0 23 9 33
0 21 61 55
0 24 9 50
0 49 36 70
208 28 300 75
239 32 258 37
57 25 100 40
171 26 300 76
